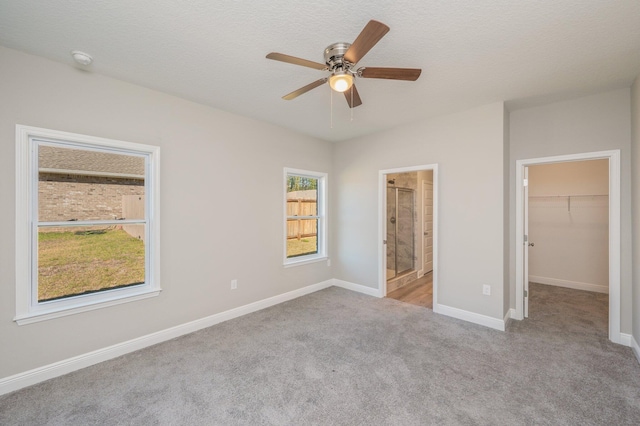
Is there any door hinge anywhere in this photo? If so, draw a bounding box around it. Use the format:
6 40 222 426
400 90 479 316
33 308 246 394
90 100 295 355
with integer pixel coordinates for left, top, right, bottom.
383 240 387 245
524 234 528 243
523 178 528 187
524 290 528 298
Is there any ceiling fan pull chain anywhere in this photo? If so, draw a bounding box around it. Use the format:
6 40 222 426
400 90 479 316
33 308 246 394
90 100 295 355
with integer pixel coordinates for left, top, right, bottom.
330 85 333 129
351 88 354 121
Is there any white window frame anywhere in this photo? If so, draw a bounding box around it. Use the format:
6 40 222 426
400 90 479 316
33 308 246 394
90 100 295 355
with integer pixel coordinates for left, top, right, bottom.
15 125 161 325
283 168 327 267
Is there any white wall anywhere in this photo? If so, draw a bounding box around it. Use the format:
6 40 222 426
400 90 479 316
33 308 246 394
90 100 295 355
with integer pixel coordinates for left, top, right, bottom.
333 102 507 320
509 89 632 333
631 76 640 351
0 46 333 379
528 160 609 292
503 108 511 315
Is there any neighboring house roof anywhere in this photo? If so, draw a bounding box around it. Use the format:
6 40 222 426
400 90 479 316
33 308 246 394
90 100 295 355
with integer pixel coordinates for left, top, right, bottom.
39 145 145 178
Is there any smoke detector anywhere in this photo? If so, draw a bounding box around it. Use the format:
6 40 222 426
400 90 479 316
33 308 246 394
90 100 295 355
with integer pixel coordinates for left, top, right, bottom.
71 50 93 66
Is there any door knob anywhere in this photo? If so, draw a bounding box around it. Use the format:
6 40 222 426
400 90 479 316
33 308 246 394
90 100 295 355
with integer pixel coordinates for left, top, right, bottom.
424 231 429 236
528 242 535 247
390 217 396 224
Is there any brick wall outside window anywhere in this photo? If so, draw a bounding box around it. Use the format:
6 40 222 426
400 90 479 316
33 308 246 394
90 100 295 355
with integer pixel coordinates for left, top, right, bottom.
38 173 144 222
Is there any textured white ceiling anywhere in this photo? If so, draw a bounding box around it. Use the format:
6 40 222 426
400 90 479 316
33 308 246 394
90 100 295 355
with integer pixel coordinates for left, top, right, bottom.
1 1 639 142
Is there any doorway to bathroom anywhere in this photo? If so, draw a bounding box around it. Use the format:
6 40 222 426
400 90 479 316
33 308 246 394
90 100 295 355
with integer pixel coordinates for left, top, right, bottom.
379 164 437 309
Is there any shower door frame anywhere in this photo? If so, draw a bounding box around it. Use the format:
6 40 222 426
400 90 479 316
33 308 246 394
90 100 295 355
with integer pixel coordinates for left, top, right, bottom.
386 186 416 280
378 164 439 300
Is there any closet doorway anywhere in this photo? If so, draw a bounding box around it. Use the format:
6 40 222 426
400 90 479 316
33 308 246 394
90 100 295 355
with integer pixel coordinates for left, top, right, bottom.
527 160 609 296
379 164 438 309
515 150 623 344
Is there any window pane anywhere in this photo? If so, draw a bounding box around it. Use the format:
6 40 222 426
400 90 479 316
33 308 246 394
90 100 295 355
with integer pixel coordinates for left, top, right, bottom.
286 219 318 258
38 225 145 302
38 145 145 221
286 175 318 216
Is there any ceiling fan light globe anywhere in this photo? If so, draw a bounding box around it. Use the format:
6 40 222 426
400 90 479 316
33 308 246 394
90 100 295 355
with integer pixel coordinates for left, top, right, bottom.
329 73 353 93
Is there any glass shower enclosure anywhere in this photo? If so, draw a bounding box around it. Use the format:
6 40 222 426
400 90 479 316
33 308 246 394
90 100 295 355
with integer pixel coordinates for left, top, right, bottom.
386 187 415 280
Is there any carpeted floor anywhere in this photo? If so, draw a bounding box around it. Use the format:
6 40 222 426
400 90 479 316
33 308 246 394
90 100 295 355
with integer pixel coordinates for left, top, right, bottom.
1 282 639 425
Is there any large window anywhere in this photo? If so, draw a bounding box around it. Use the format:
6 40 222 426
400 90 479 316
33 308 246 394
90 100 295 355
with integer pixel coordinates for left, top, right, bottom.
284 168 327 266
15 125 160 324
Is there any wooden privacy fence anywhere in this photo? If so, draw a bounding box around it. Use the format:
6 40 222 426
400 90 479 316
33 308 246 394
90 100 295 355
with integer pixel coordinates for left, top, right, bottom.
287 198 317 240
122 195 145 241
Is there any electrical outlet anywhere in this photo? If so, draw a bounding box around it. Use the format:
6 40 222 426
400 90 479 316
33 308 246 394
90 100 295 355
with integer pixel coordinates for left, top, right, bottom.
482 285 491 296
231 279 238 290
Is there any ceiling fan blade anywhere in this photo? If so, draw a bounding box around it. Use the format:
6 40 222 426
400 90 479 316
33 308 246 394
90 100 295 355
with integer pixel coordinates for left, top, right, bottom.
282 78 328 100
266 52 327 70
359 67 422 81
343 85 363 108
343 20 390 64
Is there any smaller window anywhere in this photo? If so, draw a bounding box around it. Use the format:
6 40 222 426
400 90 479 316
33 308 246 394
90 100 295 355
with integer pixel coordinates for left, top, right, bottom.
284 168 327 266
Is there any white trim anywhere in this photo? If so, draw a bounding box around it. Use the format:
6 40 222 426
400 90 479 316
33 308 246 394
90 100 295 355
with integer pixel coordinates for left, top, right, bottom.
618 333 632 347
282 256 328 268
504 308 516 324
15 126 31 324
631 335 640 365
332 279 383 298
0 279 334 396
378 164 438 309
15 289 161 325
15 125 161 324
434 303 506 331
514 150 622 345
529 276 609 294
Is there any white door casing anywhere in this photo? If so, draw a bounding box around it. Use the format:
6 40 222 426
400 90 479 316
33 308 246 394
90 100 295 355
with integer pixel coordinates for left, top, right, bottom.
514 150 622 345
523 167 529 318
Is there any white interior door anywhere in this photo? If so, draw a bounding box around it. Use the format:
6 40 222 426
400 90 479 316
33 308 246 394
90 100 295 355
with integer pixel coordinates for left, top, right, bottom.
523 167 530 318
422 180 433 274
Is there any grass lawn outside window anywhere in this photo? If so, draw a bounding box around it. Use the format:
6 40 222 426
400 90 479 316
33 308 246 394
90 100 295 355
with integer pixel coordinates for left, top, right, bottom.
38 228 145 301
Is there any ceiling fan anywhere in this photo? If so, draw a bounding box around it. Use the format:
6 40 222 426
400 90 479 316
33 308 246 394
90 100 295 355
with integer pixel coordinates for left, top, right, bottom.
266 20 421 108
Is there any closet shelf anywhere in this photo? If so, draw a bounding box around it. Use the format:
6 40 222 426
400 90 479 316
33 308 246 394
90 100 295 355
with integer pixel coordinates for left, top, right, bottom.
528 194 608 198
529 194 608 212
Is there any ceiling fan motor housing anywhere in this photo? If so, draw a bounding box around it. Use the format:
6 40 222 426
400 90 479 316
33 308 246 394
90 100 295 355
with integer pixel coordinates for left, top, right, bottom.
324 42 353 72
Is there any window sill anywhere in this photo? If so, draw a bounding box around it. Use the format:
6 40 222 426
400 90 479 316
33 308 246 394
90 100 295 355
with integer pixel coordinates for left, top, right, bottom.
14 289 161 325
283 256 328 268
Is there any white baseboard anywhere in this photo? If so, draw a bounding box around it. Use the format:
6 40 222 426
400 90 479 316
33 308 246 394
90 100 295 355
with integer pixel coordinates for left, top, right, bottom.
3 275 625 397
433 303 505 331
332 279 382 298
618 332 632 347
631 335 640 365
529 276 608 294
0 279 334 396
503 308 516 324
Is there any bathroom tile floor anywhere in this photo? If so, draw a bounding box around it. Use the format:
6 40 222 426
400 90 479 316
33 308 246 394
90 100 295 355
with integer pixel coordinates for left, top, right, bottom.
386 272 433 309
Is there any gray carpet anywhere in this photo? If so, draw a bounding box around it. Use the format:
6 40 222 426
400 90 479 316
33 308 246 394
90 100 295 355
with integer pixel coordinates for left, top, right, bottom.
1 283 639 425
